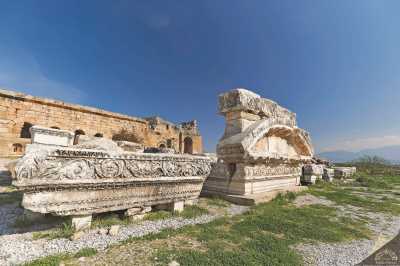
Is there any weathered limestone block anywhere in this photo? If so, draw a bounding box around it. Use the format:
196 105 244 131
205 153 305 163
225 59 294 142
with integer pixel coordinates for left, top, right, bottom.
323 168 334 182
12 146 211 217
155 201 185 213
31 126 74 146
74 137 124 154
302 164 324 184
116 141 144 152
203 88 314 204
333 167 357 179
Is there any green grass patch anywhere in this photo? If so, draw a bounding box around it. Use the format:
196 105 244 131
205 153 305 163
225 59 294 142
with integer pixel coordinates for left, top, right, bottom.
74 247 97 258
23 253 70 266
144 210 173 221
204 196 230 207
32 222 74 240
138 193 371 266
145 206 209 221
91 213 130 228
23 247 98 266
179 205 209 219
310 183 400 215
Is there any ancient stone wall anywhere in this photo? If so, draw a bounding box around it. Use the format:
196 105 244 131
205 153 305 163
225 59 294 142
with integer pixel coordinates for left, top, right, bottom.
0 89 202 157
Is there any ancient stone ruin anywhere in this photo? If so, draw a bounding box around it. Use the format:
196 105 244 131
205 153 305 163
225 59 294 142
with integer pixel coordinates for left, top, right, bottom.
203 88 314 204
11 126 211 230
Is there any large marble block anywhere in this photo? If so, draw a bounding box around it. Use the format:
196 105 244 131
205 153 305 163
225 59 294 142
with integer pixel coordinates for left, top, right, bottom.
30 126 74 147
203 88 314 204
12 147 211 216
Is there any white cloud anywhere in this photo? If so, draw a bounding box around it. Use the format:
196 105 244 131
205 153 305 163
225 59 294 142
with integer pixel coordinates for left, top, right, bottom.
322 135 400 152
0 47 86 104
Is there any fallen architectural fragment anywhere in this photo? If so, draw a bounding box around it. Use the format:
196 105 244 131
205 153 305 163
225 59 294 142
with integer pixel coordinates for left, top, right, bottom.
203 88 314 205
302 164 324 184
323 168 335 182
332 166 357 179
11 127 211 230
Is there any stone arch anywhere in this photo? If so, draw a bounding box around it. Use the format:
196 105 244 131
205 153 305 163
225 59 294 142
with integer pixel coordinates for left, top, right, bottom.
243 120 313 158
159 143 166 149
12 143 23 153
94 133 103 138
217 118 314 160
20 122 33 138
184 137 193 154
166 139 173 148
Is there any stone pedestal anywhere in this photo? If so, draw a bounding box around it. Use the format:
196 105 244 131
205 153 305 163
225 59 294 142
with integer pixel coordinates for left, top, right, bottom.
203 88 314 205
71 215 92 231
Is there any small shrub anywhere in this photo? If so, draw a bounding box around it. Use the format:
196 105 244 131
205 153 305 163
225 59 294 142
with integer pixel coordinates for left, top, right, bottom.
112 128 143 144
205 196 230 207
23 253 70 266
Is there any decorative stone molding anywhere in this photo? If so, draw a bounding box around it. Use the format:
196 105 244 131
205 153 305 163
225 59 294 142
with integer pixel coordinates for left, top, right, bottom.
203 88 314 203
12 147 211 216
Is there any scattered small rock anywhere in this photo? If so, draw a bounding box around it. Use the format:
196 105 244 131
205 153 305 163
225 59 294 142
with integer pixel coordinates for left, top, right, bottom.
97 228 108 235
168 260 180 266
70 231 85 241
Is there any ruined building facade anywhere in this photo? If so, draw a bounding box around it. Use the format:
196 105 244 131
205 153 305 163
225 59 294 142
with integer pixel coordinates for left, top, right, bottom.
0 89 203 157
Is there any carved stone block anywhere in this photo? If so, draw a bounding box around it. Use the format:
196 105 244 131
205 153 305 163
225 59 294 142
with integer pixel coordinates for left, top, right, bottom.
203 88 314 204
30 126 74 147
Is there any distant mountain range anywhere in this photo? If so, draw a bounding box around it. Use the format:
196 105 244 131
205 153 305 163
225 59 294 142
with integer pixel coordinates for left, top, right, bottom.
317 145 400 163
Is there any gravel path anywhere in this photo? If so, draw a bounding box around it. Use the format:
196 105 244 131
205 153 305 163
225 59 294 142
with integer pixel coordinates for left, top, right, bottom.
294 195 400 266
0 204 249 265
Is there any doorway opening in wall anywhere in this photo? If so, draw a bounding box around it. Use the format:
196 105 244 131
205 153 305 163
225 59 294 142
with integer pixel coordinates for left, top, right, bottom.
94 133 103 138
20 122 33 138
12 143 23 153
184 137 193 154
159 143 166 149
74 129 85 144
167 139 172 148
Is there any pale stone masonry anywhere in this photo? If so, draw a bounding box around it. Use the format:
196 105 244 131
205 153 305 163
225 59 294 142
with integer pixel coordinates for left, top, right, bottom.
203 88 314 205
0 88 202 157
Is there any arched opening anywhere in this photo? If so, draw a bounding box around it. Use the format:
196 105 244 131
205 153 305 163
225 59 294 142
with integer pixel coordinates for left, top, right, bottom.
12 143 23 153
20 122 33 139
94 133 103 138
74 129 85 145
167 139 172 148
159 143 166 149
184 137 193 154
50 126 60 130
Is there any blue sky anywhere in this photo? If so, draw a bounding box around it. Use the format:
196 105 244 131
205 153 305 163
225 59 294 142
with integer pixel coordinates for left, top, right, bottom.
1 1 400 153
